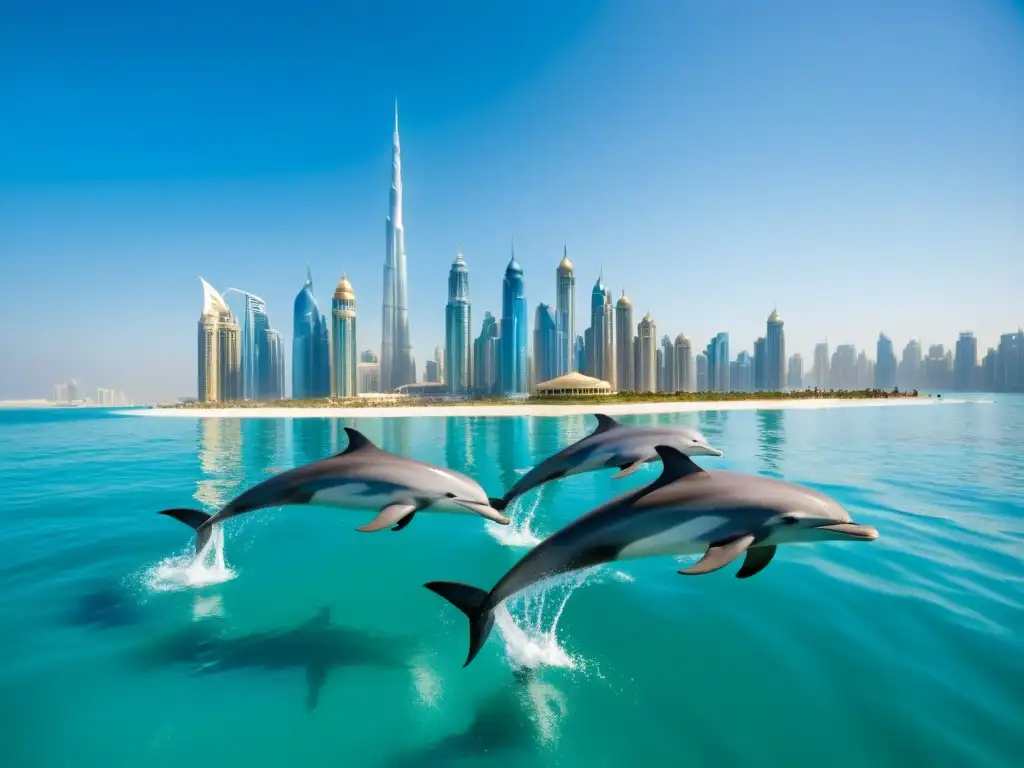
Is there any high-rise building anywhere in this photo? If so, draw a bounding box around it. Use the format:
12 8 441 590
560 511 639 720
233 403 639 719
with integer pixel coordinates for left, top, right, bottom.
292 268 330 399
753 337 767 391
555 247 575 376
445 249 472 395
787 353 803 389
533 303 558 386
614 290 634 391
500 251 528 395
696 352 708 391
875 332 897 390
830 344 858 389
574 335 585 375
660 334 676 392
262 328 285 400
731 351 754 392
924 344 952 389
197 277 242 402
899 340 921 390
587 273 615 384
360 348 379 364
473 311 500 395
765 309 785 390
357 349 381 393
995 330 1023 392
954 332 978 391
674 333 694 392
812 342 830 388
381 101 415 392
330 274 358 398
637 312 657 393
705 333 730 392
633 336 641 390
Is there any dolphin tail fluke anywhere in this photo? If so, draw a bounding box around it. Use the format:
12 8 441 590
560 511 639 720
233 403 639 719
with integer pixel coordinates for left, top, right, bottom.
158 508 214 555
424 581 495 668
488 497 508 512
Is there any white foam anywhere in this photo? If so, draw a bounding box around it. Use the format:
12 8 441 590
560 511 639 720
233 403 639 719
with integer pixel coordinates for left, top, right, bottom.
410 656 443 709
521 677 568 745
144 525 236 592
486 494 543 548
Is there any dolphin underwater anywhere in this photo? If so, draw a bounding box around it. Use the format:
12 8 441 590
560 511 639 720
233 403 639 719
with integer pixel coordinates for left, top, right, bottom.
159 426 509 554
487 413 723 511
428 445 879 667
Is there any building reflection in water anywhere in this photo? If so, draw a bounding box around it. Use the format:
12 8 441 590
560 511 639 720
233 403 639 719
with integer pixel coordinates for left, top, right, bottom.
292 418 336 468
756 409 785 475
242 418 287 476
382 417 412 457
445 417 476 471
696 409 729 444
496 417 529 497
195 418 244 510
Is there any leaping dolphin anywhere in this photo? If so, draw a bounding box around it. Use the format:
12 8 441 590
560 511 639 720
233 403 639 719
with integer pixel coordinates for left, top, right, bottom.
487 413 723 511
159 427 509 554
427 445 878 668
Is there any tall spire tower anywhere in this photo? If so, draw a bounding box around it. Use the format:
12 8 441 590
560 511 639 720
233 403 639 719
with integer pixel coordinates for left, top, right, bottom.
381 99 415 392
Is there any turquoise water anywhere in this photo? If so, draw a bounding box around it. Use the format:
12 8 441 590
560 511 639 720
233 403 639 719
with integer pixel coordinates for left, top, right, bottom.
0 401 1021 767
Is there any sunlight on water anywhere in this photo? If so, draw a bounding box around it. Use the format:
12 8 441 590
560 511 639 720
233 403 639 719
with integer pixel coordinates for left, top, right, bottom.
521 677 569 745
410 654 443 709
143 525 236 592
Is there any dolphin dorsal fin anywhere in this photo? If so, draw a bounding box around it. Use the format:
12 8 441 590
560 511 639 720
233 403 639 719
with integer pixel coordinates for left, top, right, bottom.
591 413 620 435
654 445 707 482
337 427 380 456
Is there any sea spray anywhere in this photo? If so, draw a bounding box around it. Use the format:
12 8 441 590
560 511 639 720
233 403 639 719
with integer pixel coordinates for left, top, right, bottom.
144 523 236 592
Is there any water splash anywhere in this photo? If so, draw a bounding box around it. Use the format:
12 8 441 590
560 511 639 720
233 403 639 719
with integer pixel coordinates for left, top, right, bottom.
520 676 569 745
486 493 543 548
410 654 443 709
494 567 602 672
143 525 236 592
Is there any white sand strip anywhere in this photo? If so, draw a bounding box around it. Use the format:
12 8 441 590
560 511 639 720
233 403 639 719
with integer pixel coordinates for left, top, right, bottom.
118 397 973 420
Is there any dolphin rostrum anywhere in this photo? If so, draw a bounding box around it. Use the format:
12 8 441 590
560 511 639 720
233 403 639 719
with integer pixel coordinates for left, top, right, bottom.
487 413 724 511
427 445 878 667
159 427 510 554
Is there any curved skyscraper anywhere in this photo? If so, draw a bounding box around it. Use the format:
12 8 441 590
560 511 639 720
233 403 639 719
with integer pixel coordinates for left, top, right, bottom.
292 267 330 399
500 250 528 395
445 248 472 394
381 101 415 392
331 274 358 398
555 247 575 375
197 278 242 402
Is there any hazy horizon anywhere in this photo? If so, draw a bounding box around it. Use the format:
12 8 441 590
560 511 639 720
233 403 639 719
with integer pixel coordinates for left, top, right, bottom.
2 0 1022 402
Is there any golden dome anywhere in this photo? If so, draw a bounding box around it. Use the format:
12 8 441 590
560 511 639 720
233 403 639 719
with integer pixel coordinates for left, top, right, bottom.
333 273 356 301
557 245 573 274
768 308 783 324
675 332 689 344
616 289 632 308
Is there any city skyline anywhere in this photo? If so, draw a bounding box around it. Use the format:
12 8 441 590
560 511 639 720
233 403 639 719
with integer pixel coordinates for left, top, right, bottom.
3 2 1023 402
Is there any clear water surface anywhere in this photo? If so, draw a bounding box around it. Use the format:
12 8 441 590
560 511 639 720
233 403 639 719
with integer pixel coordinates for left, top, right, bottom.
0 399 1021 767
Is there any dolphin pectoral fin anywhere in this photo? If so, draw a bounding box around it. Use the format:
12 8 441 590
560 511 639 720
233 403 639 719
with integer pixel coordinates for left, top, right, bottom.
392 512 416 532
612 460 644 479
356 504 419 533
679 534 755 575
736 545 776 579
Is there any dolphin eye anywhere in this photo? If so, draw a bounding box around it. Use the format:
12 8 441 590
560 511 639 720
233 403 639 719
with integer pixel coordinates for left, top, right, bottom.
445 492 457 498
692 439 699 443
781 515 800 525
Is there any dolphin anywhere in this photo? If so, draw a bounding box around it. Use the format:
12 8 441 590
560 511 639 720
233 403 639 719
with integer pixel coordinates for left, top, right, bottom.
159 426 509 554
427 445 878 667
487 413 723 511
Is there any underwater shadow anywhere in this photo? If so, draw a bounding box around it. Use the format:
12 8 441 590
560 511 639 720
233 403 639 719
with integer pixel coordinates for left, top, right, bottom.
385 668 545 767
136 605 416 711
67 580 146 630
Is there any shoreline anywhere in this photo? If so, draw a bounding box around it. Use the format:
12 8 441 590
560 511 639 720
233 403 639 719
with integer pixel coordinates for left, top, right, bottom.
117 396 971 420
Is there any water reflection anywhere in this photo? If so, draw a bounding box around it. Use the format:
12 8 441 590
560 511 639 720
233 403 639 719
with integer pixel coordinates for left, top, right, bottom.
697 410 729 443
242 419 286 476
497 417 529 495
195 419 243 510
756 409 786 475
445 417 475 470
292 418 335 467
382 418 412 456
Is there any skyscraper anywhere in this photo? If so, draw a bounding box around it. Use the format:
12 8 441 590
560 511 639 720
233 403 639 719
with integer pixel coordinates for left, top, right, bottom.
263 328 285 399
473 311 500 396
500 251 528 395
637 312 657 393
705 333 730 392
898 340 921 390
787 353 803 389
813 342 830 388
587 273 614 384
953 332 978 391
330 274 358 398
753 337 766 390
533 303 558 385
381 101 414 392
555 247 575 376
445 248 472 394
674 333 693 392
197 277 242 402
614 290 634 391
660 334 676 393
230 288 284 400
573 335 585 374
765 309 785 390
292 267 330 399
875 332 897 390
696 352 708 391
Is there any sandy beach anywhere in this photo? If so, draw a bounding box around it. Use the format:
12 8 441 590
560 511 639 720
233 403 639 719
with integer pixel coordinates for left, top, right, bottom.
119 396 971 420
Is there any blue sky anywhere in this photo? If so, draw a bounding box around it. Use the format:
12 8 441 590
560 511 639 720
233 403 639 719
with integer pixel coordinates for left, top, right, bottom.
1 0 1022 402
